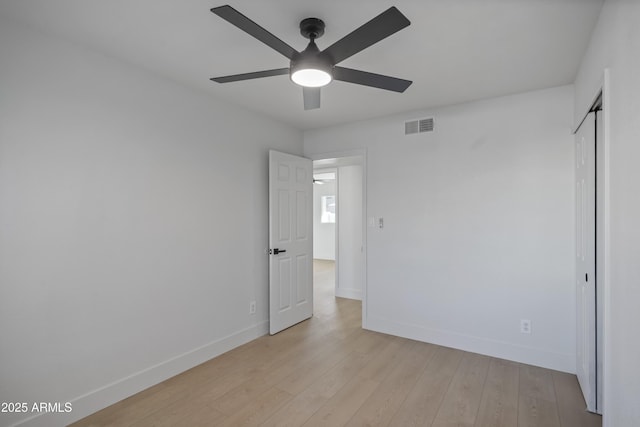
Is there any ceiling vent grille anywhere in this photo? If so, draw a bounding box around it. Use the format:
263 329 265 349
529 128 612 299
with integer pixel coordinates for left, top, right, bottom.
405 117 434 135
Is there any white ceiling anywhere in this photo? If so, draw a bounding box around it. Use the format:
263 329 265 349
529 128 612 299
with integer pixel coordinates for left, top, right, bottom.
1 0 603 130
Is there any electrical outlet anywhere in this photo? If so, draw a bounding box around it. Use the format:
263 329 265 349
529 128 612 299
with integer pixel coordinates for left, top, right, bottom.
520 319 531 334
249 301 256 315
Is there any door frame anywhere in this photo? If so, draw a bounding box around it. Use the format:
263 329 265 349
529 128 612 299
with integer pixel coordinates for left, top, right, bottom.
573 69 610 415
308 149 368 328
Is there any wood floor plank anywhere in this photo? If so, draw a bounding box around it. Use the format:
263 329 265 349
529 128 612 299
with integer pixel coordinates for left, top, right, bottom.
272 334 355 394
552 371 602 427
261 335 347 386
519 364 557 403
389 346 464 427
184 365 259 407
304 350 380 399
474 358 519 427
129 400 226 427
345 342 437 427
211 326 349 415
518 395 561 427
357 336 415 383
260 388 330 427
276 347 354 395
301 376 380 427
263 349 379 426
216 386 292 427
212 377 273 415
431 352 491 427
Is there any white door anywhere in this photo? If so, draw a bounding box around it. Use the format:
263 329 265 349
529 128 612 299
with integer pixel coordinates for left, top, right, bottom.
575 111 597 412
269 150 313 335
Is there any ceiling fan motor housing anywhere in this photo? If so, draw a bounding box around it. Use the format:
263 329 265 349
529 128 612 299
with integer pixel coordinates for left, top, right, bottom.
299 17 325 39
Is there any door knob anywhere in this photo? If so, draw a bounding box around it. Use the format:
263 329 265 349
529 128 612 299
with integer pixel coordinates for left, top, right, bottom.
270 248 287 255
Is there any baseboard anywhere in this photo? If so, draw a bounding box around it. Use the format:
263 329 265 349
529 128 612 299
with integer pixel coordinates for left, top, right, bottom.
366 316 575 373
335 287 362 301
11 321 269 427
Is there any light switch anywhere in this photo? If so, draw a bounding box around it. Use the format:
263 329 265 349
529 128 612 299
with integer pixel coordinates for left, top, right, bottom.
378 217 384 229
368 217 375 227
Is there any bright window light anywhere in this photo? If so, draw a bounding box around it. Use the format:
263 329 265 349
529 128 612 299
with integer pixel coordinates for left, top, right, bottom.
321 195 336 223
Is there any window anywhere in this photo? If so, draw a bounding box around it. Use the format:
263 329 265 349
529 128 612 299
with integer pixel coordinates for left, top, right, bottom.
321 195 336 223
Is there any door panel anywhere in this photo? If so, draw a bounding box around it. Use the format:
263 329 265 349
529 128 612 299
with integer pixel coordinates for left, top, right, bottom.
269 150 313 335
278 190 290 241
277 257 291 310
575 112 596 412
296 254 309 304
296 190 308 240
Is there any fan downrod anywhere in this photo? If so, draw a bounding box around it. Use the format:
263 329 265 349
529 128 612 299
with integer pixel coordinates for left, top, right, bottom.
299 18 325 40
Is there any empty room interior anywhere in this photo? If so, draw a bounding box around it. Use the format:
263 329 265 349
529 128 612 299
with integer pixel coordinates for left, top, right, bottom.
1 0 639 426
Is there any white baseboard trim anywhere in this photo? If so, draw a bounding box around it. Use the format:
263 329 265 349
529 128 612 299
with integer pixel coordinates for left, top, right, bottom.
366 316 575 374
335 288 362 301
11 321 269 427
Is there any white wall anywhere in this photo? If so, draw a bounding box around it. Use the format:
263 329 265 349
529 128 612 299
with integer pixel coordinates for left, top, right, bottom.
305 85 576 372
0 20 302 427
336 165 363 300
574 1 640 425
312 170 336 260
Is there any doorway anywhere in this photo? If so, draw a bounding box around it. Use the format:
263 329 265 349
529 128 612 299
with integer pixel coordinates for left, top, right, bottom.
312 168 338 314
311 151 366 325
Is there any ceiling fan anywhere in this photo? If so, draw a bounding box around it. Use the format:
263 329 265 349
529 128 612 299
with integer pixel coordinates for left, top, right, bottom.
210 5 412 110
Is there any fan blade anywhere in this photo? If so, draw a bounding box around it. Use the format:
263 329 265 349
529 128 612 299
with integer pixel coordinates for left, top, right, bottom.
322 7 410 65
211 5 298 60
303 87 321 110
333 67 412 92
211 68 290 83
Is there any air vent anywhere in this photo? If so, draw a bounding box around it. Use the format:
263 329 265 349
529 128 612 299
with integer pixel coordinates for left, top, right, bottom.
405 117 434 135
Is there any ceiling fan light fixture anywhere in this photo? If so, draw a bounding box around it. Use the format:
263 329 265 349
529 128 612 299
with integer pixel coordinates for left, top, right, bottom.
291 68 332 87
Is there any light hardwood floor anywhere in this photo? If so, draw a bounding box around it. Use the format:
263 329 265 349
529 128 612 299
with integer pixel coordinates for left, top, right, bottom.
71 260 601 427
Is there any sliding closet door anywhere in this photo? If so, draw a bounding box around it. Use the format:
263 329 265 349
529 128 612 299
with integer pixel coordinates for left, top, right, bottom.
575 111 596 412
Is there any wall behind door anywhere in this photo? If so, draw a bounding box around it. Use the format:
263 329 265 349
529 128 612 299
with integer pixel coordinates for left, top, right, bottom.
337 164 363 300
